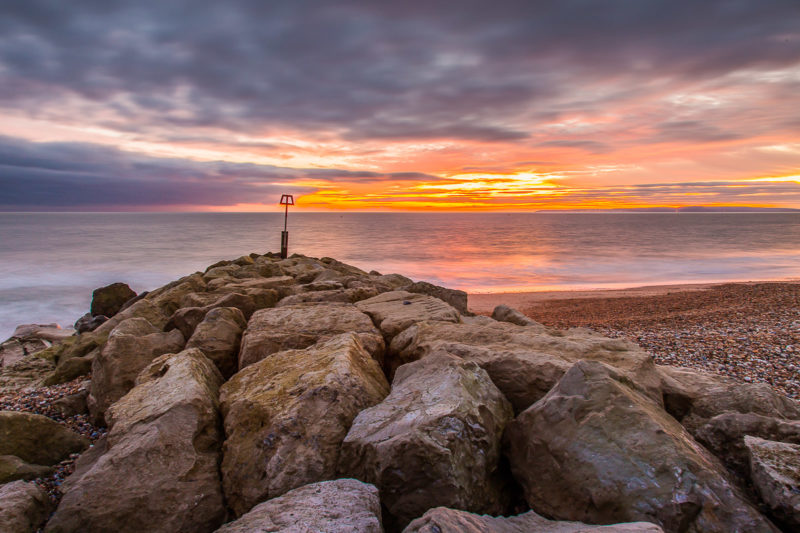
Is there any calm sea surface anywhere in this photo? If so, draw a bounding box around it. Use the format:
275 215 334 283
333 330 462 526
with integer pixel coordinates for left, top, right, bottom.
2 212 800 339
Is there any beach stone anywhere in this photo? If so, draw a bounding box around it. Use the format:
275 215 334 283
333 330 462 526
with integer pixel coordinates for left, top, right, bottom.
0 454 52 483
0 411 88 466
220 333 389 516
238 302 384 370
693 412 800 479
90 282 137 318
214 479 382 533
491 304 541 327
186 307 246 379
504 360 777 533
659 366 800 433
88 318 185 424
355 291 461 343
165 306 209 339
0 480 53 533
745 436 800 529
403 507 664 533
391 317 661 412
74 312 108 333
51 382 90 417
338 352 513 529
47 349 226 533
406 281 470 315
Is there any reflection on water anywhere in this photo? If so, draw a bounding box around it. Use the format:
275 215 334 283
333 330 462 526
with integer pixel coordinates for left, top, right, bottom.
1 212 800 338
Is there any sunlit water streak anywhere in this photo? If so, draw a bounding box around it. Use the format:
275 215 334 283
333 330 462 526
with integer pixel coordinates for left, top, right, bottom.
2 212 800 339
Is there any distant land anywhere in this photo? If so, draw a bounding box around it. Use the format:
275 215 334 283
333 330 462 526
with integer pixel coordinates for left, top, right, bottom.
537 206 800 213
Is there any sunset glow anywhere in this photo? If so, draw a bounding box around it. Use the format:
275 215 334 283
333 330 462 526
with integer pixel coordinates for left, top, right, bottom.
1 1 798 212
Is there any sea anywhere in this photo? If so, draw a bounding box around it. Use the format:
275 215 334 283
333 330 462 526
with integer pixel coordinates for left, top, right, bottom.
2 211 800 340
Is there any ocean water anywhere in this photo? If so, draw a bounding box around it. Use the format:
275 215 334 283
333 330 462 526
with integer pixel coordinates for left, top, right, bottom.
2 211 800 340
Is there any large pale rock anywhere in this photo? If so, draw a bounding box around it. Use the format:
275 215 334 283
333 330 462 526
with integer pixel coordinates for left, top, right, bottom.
12 323 74 343
144 273 207 315
46 349 226 533
404 507 664 533
186 307 246 378
338 352 513 529
215 478 382 533
356 291 461 342
165 306 209 339
88 318 185 423
91 282 136 317
658 366 800 433
238 303 384 369
693 412 800 479
406 281 470 316
93 299 169 335
391 317 660 412
0 356 54 393
505 360 777 533
0 480 53 533
0 411 88 466
180 291 272 319
220 333 389 516
277 286 379 306
746 436 800 529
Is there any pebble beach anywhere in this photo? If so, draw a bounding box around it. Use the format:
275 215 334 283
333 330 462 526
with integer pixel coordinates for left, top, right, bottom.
471 281 800 400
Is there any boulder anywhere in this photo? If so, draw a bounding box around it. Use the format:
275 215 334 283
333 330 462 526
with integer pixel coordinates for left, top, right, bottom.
491 305 541 327
391 317 660 413
0 480 53 533
165 306 209 339
42 349 96 386
693 413 800 479
338 352 513 529
12 323 75 343
504 360 777 533
406 281 470 316
46 349 226 533
0 338 48 368
144 273 207 315
215 479 382 533
370 273 414 292
277 287 379 306
0 410 89 466
404 507 664 533
88 318 185 424
180 292 266 320
238 303 384 370
74 313 108 333
0 357 55 393
356 292 461 344
220 333 389 516
0 454 52 483
93 299 169 335
745 436 800 529
186 307 246 378
51 382 90 417
658 366 800 433
90 282 137 318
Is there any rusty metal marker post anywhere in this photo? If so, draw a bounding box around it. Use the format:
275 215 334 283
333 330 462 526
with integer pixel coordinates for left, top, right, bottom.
279 194 294 259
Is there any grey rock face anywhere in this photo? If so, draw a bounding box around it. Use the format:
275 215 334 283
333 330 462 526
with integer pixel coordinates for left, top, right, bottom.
220 333 389 516
356 291 461 344
746 436 800 529
338 352 513 529
0 480 53 533
214 479 383 533
185 306 246 379
505 360 778 533
46 349 227 533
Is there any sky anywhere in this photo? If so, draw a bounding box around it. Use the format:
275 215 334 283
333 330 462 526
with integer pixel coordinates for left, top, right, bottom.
1 0 799 212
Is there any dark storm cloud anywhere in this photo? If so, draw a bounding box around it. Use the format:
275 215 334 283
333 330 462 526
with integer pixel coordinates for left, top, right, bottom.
0 136 438 209
0 0 797 143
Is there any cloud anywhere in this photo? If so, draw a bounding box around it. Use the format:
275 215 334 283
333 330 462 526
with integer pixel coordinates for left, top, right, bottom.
0 0 797 145
0 136 440 209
